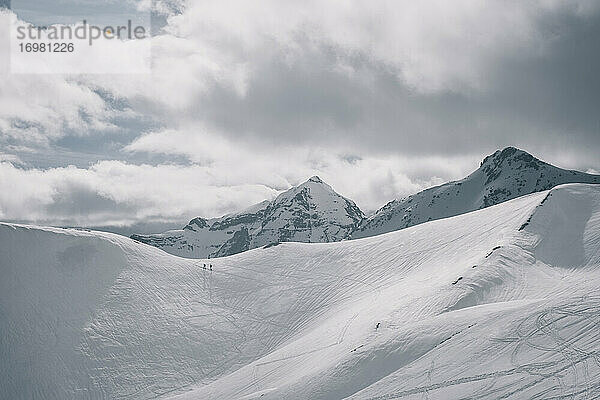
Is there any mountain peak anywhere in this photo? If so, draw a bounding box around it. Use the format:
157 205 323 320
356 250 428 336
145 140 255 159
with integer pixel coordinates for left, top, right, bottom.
480 147 536 167
354 147 599 239
183 217 209 231
132 173 364 258
307 175 324 184
294 175 330 190
479 147 545 185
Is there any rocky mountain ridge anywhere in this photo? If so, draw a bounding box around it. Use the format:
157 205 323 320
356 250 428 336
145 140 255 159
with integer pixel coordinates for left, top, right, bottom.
131 176 365 257
352 147 600 238
133 147 600 256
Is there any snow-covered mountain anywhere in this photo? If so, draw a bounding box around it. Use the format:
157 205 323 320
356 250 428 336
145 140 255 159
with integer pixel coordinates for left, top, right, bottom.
2 183 599 399
134 148 599 256
131 176 365 258
352 146 600 239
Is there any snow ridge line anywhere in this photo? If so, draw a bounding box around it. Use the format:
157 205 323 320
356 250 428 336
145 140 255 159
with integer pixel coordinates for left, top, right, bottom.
518 191 553 231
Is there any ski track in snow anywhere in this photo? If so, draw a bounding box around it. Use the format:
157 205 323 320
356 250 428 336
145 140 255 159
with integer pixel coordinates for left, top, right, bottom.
1 183 599 400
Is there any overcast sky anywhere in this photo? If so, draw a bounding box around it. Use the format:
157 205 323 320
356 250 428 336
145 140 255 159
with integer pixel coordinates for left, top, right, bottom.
0 0 599 233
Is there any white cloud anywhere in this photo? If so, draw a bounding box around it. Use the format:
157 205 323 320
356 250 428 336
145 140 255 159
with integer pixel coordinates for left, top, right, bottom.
126 126 475 213
0 12 126 148
0 161 279 226
0 124 479 226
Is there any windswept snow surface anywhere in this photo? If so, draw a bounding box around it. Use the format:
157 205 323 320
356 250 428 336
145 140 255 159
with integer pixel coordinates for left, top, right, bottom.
1 184 600 399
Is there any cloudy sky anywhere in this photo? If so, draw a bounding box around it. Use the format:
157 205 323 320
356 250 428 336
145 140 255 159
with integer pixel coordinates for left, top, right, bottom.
1 0 599 234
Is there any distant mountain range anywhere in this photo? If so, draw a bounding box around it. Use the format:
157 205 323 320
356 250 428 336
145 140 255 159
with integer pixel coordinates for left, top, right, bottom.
131 176 364 258
132 147 600 257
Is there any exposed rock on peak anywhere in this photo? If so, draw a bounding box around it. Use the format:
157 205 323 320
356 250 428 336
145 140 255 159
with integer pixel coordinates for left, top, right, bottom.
480 147 545 185
481 146 532 166
184 217 209 231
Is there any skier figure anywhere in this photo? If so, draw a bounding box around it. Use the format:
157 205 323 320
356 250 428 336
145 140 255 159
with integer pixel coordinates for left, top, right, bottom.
209 264 213 271
203 263 206 269
375 322 380 330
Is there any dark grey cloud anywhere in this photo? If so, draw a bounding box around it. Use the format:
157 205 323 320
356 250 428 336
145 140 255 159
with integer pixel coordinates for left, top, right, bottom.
44 183 139 224
5 1 599 172
179 8 600 171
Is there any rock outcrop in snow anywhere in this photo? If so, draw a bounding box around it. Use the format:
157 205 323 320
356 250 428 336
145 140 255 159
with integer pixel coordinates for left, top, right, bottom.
352 147 600 238
131 176 365 258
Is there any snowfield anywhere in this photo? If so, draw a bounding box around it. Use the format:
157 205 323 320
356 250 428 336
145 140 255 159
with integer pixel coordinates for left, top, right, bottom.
1 183 599 399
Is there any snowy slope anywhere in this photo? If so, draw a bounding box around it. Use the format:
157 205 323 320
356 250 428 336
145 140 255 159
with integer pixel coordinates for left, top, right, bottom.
353 147 600 239
1 183 599 400
131 176 364 258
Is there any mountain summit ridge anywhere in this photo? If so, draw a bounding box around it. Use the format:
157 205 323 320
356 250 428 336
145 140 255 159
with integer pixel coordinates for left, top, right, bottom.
132 147 599 256
352 147 600 238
